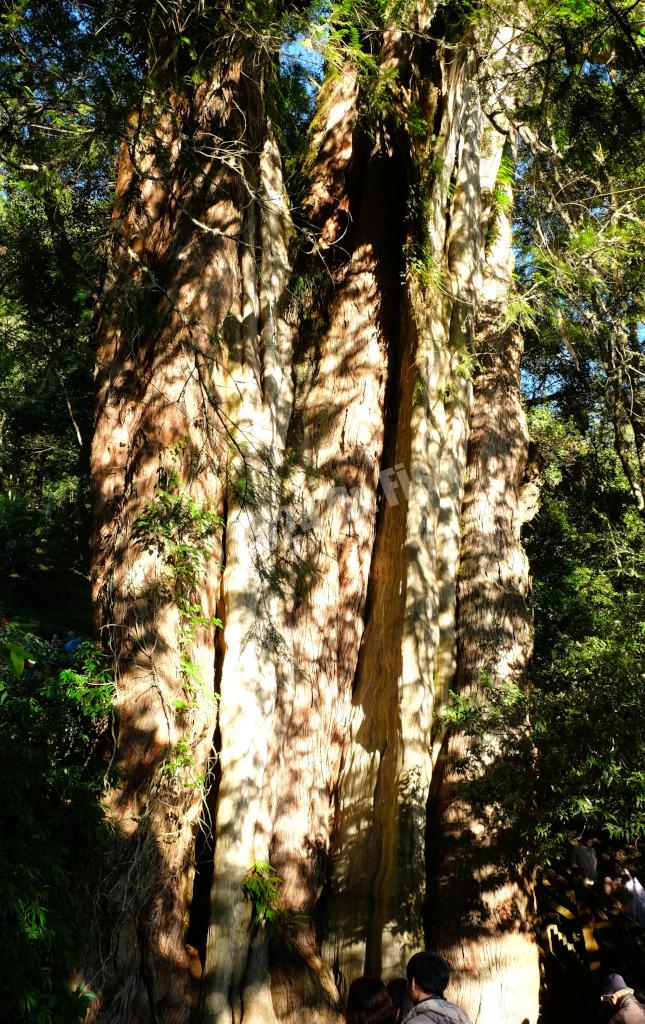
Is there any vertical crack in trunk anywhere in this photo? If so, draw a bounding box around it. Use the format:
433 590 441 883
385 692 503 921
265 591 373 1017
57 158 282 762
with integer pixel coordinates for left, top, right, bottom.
186 567 227 977
322 34 478 987
265 120 408 1024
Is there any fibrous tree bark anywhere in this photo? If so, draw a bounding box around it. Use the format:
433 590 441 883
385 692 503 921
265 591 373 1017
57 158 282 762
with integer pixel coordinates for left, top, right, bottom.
427 34 541 1024
322 33 480 986
89 8 293 1021
90 5 542 1024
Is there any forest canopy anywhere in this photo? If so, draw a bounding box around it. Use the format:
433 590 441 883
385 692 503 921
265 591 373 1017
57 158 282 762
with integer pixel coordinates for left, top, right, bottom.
0 1 643 1023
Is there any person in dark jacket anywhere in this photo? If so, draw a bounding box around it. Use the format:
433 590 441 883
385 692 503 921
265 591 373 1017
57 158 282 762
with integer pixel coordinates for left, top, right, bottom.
601 974 645 1024
402 952 473 1024
570 836 598 885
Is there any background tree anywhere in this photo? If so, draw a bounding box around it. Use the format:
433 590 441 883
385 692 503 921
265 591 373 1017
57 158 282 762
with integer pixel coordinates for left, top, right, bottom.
0 0 140 623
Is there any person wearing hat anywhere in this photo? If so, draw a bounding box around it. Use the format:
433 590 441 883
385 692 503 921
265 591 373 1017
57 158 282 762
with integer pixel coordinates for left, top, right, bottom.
601 974 645 1023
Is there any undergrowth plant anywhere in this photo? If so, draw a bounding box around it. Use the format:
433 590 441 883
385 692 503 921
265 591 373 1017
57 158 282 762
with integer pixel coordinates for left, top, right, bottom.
0 624 113 1023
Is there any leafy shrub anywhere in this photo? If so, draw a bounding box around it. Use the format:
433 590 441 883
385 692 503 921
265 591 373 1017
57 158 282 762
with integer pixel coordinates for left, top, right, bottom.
443 441 645 862
0 625 113 1022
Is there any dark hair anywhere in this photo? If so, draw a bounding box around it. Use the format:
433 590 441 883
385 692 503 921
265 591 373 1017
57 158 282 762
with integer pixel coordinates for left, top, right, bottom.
346 976 396 1024
406 952 450 997
386 978 414 1020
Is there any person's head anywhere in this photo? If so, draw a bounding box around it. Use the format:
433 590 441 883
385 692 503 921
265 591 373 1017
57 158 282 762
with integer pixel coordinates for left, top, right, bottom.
406 952 450 1001
585 837 595 848
601 974 633 1006
346 977 395 1024
386 978 414 1022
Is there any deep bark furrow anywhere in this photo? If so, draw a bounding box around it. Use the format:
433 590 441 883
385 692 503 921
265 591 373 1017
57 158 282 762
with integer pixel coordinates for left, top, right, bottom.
322 33 488 988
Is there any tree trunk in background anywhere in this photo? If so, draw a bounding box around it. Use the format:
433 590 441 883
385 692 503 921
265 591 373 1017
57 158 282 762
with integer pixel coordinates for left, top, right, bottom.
608 329 645 511
90 6 542 1024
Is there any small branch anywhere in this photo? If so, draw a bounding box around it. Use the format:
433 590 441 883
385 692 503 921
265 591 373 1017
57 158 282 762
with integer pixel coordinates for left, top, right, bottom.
0 149 47 173
57 370 83 446
525 390 567 407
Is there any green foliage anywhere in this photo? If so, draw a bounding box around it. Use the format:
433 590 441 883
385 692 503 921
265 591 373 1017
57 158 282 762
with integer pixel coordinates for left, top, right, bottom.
134 471 223 696
509 0 645 857
442 430 645 861
305 0 425 134
406 247 444 293
135 481 221 586
0 636 32 676
241 861 296 936
527 407 589 486
502 289 540 332
455 349 480 382
0 0 136 626
515 1 645 426
0 625 113 1022
493 153 514 208
486 151 515 249
275 44 321 191
160 738 206 788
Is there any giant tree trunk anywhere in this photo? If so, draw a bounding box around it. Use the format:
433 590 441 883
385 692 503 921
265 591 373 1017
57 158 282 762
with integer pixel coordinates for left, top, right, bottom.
90 6 542 1024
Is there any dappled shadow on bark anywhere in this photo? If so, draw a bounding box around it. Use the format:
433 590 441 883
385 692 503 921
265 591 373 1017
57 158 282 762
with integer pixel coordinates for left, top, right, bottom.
88 724 204 1024
241 85 410 1021
197 29 491 1017
89 700 283 1024
317 39 487 991
425 322 540 1023
88 44 295 1024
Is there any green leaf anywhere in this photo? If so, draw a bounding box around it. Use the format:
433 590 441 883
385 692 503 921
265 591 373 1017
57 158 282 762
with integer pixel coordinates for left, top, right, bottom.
0 641 31 676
